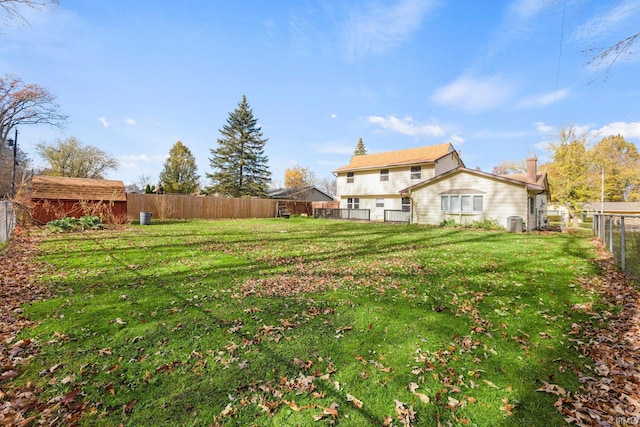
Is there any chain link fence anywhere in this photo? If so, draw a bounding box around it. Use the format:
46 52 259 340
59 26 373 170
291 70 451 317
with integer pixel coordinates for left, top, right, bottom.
1 201 16 244
593 214 640 282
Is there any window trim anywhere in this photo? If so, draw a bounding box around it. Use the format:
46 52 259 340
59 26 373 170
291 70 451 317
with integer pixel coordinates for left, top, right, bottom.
401 197 411 212
380 169 389 181
441 194 484 212
375 198 384 208
410 166 421 180
346 172 354 184
347 197 360 209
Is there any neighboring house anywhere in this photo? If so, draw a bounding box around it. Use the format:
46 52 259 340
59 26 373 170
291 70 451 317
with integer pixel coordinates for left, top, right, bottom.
333 143 464 221
31 176 127 223
400 157 549 230
582 202 640 216
268 186 334 202
334 143 550 230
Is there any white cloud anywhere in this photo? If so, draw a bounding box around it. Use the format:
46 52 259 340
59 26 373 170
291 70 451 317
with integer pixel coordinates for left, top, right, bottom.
98 116 110 127
534 121 555 134
368 115 445 137
448 134 465 145
573 0 640 42
591 122 640 139
431 75 517 113
125 118 136 125
330 113 337 119
344 0 439 59
517 88 569 109
506 0 546 22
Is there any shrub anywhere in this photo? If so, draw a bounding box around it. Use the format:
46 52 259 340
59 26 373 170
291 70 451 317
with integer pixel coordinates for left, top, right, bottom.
47 216 104 233
470 218 504 231
440 218 456 227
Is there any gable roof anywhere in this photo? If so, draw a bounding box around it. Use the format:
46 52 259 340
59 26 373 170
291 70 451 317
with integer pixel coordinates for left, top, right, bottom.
501 172 547 188
400 167 547 194
268 186 334 200
333 143 457 173
31 176 127 201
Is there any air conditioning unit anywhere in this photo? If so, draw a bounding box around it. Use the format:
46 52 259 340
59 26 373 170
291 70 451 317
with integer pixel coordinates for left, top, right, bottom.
507 216 523 233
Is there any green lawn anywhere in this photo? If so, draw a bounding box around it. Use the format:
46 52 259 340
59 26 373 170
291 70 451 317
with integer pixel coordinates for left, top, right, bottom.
16 218 600 426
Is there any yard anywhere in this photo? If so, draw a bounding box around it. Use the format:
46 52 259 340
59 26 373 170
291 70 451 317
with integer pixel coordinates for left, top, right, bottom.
0 218 633 425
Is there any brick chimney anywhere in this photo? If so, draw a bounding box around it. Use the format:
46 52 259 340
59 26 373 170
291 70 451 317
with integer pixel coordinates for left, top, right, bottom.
526 156 537 183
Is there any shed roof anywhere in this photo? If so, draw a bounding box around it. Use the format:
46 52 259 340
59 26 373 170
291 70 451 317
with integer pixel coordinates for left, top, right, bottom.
333 143 455 172
268 186 334 201
583 202 640 213
31 176 127 201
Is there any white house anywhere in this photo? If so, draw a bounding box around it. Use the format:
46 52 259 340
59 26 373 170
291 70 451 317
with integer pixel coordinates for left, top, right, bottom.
333 143 464 221
334 143 550 230
401 157 549 230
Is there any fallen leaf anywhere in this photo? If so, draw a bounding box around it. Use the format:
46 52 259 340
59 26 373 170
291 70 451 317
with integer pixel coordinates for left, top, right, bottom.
414 392 430 404
123 398 137 415
347 394 363 408
535 381 566 396
500 397 515 416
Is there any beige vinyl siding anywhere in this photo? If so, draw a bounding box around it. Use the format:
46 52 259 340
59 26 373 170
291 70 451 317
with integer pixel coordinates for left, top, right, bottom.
529 192 548 230
336 163 437 199
409 171 528 227
434 152 462 176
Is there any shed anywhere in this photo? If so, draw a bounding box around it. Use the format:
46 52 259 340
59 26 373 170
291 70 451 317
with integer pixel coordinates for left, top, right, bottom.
268 187 334 202
31 176 127 223
582 202 640 216
268 187 335 217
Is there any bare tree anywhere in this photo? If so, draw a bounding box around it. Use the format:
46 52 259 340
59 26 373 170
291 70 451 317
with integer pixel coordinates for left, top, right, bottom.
0 75 68 161
0 0 58 27
587 32 640 72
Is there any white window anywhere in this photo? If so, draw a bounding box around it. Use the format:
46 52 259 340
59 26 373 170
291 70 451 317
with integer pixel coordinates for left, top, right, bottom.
380 169 389 181
347 197 359 209
461 195 471 211
401 197 411 212
473 195 483 211
376 198 384 208
441 194 484 212
450 195 460 211
441 196 449 211
410 166 421 180
347 172 354 184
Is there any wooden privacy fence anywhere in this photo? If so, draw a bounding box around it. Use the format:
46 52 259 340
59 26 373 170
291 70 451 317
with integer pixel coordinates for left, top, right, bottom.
127 194 279 220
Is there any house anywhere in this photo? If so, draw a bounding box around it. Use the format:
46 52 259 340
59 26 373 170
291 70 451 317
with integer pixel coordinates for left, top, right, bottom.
334 143 550 230
400 157 549 230
31 176 127 223
333 143 464 221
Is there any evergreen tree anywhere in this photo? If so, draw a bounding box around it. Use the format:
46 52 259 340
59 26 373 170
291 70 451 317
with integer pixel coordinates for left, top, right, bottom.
206 95 271 197
159 141 200 194
353 137 367 156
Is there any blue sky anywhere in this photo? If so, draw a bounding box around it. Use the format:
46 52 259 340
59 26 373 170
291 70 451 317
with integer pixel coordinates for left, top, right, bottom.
2 0 639 187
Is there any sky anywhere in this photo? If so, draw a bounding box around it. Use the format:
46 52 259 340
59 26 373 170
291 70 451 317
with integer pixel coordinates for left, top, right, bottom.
2 0 639 188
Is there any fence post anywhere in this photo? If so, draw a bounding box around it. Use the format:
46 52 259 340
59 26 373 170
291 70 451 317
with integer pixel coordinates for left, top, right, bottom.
620 216 626 274
608 215 613 252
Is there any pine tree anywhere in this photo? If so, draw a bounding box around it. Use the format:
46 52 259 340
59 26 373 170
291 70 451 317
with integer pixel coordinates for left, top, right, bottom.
159 141 200 194
206 95 271 197
353 137 367 156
